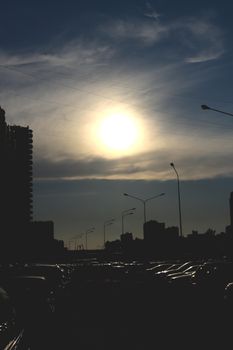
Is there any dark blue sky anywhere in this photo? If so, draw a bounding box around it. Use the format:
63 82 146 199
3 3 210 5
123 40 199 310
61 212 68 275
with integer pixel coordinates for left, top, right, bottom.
1 1 233 49
1 0 233 248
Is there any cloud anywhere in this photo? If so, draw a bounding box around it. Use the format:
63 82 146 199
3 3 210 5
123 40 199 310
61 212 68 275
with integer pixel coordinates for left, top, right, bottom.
102 14 224 63
34 134 233 181
0 42 114 71
102 19 169 45
0 16 230 184
34 154 144 180
176 19 225 63
144 1 161 20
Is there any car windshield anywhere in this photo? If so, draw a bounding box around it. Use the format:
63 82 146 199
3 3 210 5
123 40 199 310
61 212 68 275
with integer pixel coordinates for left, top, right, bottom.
184 265 200 273
147 263 173 272
176 262 192 271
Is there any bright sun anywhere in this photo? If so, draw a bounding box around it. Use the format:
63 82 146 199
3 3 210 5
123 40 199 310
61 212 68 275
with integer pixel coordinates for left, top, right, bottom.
98 113 139 153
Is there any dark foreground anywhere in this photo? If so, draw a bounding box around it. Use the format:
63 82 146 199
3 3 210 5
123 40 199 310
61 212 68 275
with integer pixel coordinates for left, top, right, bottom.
0 258 233 349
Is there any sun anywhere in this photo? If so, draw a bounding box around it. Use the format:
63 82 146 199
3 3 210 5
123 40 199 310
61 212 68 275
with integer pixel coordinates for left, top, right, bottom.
98 113 139 153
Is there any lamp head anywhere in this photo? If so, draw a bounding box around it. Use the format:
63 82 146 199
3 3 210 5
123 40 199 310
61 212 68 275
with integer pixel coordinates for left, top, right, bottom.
123 193 128 196
126 212 134 216
201 104 210 110
170 162 174 167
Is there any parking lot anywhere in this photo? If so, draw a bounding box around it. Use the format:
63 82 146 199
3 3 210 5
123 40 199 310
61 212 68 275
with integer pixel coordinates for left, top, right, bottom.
0 258 232 349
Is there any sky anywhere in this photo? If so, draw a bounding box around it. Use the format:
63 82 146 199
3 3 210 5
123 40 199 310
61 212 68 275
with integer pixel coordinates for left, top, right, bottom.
1 0 233 249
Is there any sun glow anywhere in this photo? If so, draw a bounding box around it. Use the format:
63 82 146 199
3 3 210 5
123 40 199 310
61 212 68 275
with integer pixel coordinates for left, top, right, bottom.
98 113 139 154
82 105 156 159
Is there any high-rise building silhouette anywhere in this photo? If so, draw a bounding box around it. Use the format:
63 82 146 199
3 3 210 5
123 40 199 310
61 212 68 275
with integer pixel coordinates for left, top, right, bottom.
0 106 33 251
143 220 165 242
230 192 233 227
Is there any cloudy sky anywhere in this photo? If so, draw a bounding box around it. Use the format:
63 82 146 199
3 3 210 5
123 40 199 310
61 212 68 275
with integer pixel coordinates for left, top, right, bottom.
1 0 233 248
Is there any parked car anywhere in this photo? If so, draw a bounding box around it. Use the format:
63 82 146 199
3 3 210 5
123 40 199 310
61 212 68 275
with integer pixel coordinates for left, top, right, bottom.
155 263 183 276
146 263 175 274
3 275 56 315
168 265 202 287
0 286 29 350
155 261 195 278
192 261 233 297
224 281 233 306
167 264 202 280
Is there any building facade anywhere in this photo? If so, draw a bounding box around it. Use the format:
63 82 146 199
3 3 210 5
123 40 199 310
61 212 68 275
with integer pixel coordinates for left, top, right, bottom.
230 192 233 227
0 106 33 253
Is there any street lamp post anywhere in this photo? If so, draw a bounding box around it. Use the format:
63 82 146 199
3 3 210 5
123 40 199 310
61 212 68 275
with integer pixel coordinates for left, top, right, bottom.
121 208 136 235
85 227 95 250
104 219 115 247
170 162 183 237
123 192 165 224
201 104 233 117
75 233 83 251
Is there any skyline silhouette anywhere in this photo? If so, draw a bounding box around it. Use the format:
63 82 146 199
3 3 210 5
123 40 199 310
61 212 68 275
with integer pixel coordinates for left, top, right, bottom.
1 0 233 248
1 105 233 261
0 107 64 262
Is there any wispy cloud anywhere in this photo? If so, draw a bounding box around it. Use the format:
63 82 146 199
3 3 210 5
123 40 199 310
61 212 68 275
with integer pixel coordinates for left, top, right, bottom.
0 12 230 183
176 19 225 63
144 1 161 20
34 129 233 181
103 19 168 45
102 12 225 63
0 43 114 69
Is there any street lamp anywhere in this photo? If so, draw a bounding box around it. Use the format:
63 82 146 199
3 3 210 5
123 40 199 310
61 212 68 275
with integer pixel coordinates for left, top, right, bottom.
170 162 183 237
71 233 84 251
103 219 115 247
75 233 83 251
201 104 233 117
85 227 95 250
121 208 136 235
123 192 165 224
